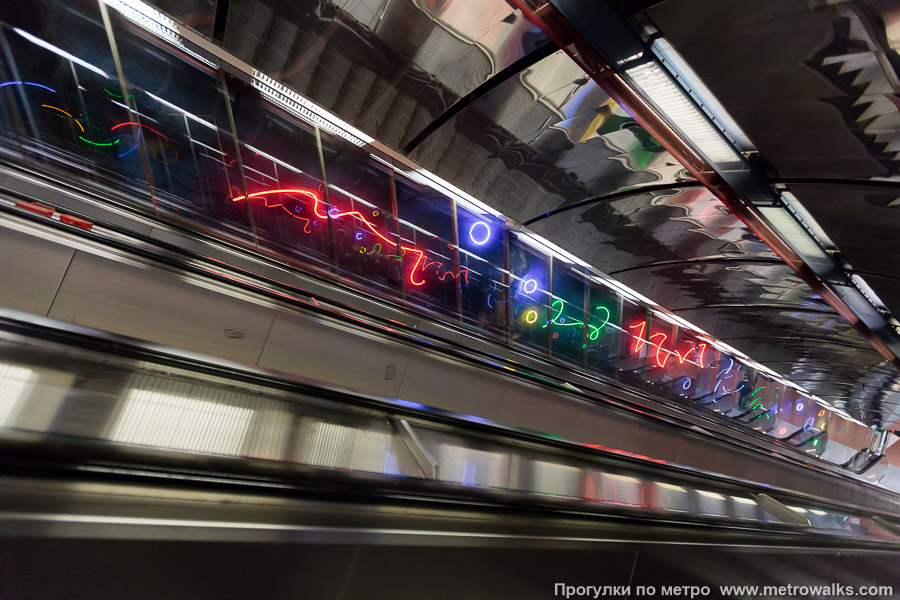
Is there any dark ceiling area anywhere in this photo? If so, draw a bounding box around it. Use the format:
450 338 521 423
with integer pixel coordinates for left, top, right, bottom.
147 0 900 428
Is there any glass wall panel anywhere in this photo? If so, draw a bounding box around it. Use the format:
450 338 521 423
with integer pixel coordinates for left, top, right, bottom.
667 328 704 407
771 388 805 439
642 316 674 390
689 343 719 408
550 263 587 366
394 176 458 314
585 281 621 378
618 299 650 387
0 0 151 199
225 74 333 267
110 19 253 242
736 372 778 433
509 235 550 353
322 143 401 293
455 207 507 333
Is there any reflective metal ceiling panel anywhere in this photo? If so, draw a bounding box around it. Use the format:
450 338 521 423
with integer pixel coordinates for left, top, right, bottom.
409 49 689 221
642 0 900 427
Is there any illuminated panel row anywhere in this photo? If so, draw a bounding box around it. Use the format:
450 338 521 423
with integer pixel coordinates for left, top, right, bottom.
0 0 873 463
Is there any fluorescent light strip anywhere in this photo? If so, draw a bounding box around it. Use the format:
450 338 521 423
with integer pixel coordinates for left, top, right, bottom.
651 39 754 152
368 154 503 218
107 99 158 123
598 275 659 307
0 364 37 427
757 206 830 260
329 184 376 209
731 496 757 505
652 310 709 336
604 473 641 484
111 389 252 455
655 482 686 492
101 0 217 68
144 91 217 130
702 339 747 360
14 28 109 79
411 169 503 218
252 71 373 147
626 62 739 164
516 231 594 271
697 490 725 500
243 144 303 175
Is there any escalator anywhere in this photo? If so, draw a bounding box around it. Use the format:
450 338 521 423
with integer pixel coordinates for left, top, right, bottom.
2 200 896 513
0 310 899 598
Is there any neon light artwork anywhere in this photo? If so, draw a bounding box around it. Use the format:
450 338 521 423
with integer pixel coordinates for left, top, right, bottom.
485 281 509 308
439 269 470 283
231 188 426 286
79 136 119 146
522 278 538 295
111 121 171 142
236 191 312 233
649 332 671 367
104 87 134 99
628 321 647 353
468 221 491 245
41 104 84 132
696 343 708 368
524 309 538 324
0 81 57 93
543 300 610 341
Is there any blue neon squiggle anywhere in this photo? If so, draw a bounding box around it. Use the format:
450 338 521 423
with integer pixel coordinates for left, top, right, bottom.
0 81 57 93
116 128 141 158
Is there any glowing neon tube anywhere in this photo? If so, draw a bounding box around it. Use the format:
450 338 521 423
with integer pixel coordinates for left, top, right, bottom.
0 81 57 93
232 188 426 285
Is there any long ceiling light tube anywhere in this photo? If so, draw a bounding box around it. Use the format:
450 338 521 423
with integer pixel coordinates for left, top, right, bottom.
625 61 740 165
100 0 217 68
14 28 110 79
252 71 373 148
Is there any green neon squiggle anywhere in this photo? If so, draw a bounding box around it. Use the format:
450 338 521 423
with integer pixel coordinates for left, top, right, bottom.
539 299 611 341
104 87 133 99
79 136 119 146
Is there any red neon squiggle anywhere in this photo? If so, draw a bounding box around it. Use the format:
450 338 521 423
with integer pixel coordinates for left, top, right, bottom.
628 321 647 353
439 269 469 284
111 121 171 142
696 343 707 368
252 195 312 232
649 332 670 368
674 346 692 364
232 188 427 286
